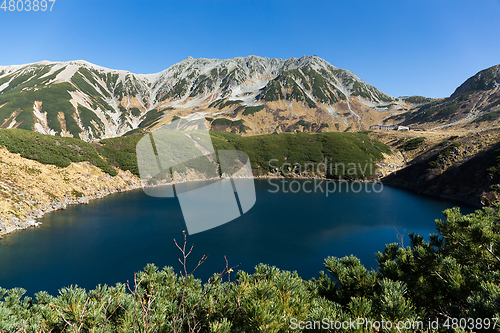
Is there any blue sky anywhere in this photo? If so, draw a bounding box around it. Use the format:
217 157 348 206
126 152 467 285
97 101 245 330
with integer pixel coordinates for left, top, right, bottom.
0 0 499 98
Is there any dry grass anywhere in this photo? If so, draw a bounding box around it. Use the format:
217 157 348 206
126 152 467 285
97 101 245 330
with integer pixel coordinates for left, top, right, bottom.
0 147 141 236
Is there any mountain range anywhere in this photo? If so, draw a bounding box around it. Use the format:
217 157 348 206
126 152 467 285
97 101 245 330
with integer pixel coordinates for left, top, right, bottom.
0 56 499 139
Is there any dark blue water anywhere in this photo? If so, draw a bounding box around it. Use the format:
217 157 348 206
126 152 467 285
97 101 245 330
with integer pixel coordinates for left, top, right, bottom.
0 179 474 296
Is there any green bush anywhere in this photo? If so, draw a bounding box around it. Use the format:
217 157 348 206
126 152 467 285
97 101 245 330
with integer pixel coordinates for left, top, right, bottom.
210 131 390 179
402 137 425 151
439 142 461 157
210 118 250 133
475 110 500 123
242 105 265 116
97 135 145 175
138 108 165 128
404 96 433 104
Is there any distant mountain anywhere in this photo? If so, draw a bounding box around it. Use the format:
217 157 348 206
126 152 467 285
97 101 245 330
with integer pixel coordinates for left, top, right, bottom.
393 64 500 130
0 56 412 139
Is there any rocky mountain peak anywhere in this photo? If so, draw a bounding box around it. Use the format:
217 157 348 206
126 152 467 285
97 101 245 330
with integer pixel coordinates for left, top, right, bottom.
0 55 406 139
451 64 500 99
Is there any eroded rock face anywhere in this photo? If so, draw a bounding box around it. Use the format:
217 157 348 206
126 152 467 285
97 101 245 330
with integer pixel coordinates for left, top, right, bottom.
381 129 500 207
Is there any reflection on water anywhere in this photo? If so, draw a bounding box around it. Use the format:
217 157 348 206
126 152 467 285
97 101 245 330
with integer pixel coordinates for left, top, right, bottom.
0 179 474 296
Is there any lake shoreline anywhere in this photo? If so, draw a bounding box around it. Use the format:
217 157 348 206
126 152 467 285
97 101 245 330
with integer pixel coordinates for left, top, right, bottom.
0 173 384 238
381 178 483 209
2 172 474 238
0 180 144 238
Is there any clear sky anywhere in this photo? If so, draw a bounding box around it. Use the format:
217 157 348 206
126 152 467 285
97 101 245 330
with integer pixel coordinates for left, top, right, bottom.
0 0 499 98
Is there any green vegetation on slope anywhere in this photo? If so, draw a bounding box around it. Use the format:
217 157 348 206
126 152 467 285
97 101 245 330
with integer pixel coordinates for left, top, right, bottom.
401 98 463 125
0 129 391 180
0 83 81 137
302 66 337 105
258 80 284 102
428 142 462 168
211 131 389 178
1 205 500 331
78 106 105 138
401 137 425 151
208 99 243 110
0 129 117 176
98 131 390 179
208 118 250 134
97 135 144 176
0 65 54 94
403 96 433 104
166 79 189 98
474 110 500 123
242 105 265 116
138 108 165 128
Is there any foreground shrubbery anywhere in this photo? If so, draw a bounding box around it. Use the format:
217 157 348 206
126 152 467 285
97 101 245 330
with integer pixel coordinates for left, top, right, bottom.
1 206 500 332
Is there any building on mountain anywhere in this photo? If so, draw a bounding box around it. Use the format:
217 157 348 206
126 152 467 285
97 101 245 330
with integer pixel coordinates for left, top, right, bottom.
369 125 397 131
397 126 409 131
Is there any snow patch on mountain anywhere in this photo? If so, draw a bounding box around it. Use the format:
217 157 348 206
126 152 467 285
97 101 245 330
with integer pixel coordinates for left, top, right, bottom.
55 65 80 84
68 91 92 111
39 63 63 80
91 106 118 139
0 79 12 93
7 119 17 129
229 75 273 100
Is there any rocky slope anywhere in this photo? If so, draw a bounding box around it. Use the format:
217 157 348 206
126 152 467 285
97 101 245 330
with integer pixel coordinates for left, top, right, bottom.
0 56 413 139
392 64 500 131
0 146 142 236
370 128 500 207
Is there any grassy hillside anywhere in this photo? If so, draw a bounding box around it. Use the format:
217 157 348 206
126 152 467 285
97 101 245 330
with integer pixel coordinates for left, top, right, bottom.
210 132 390 178
97 135 144 176
0 129 117 176
99 131 391 179
0 129 391 180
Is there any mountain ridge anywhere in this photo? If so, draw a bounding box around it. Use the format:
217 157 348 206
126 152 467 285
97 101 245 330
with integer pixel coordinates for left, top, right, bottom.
390 64 500 130
0 55 410 140
4 56 498 140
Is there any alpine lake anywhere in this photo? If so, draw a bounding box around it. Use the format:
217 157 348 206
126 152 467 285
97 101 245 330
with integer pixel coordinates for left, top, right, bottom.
0 179 475 296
